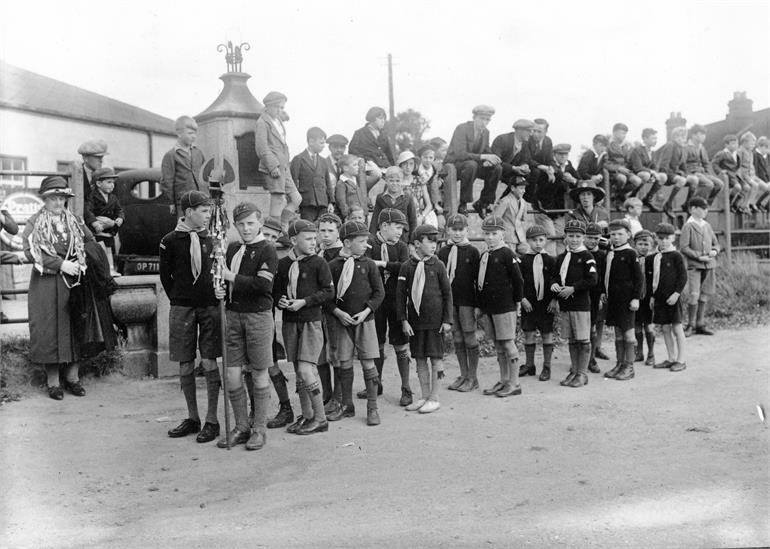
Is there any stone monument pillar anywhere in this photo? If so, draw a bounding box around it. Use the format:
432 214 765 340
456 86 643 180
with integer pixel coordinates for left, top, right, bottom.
195 42 269 232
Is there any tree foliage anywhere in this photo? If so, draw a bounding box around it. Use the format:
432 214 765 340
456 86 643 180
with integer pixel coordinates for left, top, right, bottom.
391 109 430 153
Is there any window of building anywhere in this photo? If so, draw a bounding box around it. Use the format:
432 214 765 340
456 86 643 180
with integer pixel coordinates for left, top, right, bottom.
0 155 27 185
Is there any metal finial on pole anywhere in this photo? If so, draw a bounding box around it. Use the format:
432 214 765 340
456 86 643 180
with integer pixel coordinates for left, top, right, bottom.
217 41 251 72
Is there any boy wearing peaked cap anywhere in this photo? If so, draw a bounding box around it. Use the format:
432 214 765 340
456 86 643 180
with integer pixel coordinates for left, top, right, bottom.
365 208 413 406
437 213 481 392
634 229 656 365
274 219 335 435
584 222 608 373
518 225 558 381
213 201 279 450
326 221 385 425
602 219 644 382
551 219 598 387
396 225 453 413
646 222 688 372
160 190 223 443
370 167 419 244
478 215 525 397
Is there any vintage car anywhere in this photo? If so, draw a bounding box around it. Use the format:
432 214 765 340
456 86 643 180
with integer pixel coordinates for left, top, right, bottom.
114 168 175 274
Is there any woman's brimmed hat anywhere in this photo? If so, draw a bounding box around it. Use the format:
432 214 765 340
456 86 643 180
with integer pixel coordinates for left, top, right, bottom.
569 182 605 203
396 150 416 166
38 176 74 198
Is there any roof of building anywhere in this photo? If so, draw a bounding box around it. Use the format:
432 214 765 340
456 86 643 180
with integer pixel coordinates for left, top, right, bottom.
703 107 770 155
0 60 175 135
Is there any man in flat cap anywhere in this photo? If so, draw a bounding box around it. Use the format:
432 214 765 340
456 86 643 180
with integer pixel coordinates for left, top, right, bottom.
445 105 502 218
255 91 302 233
492 119 535 194
70 139 109 215
325 134 349 182
526 118 555 202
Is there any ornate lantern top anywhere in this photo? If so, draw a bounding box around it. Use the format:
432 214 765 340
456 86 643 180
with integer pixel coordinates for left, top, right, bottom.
217 41 250 73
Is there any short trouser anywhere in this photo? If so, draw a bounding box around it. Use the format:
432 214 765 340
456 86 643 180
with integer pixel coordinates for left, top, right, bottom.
605 301 636 331
282 320 324 365
482 311 517 342
317 313 338 366
452 305 477 333
410 328 445 359
169 305 221 363
226 309 274 371
521 300 554 333
560 310 591 342
264 168 300 197
334 318 380 361
375 300 409 346
687 269 715 302
653 298 686 326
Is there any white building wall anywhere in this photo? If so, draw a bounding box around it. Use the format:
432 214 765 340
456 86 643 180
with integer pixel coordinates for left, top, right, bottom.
0 109 176 187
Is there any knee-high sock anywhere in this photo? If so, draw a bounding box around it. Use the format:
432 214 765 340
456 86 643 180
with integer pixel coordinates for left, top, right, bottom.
46 364 60 387
568 342 579 374
396 349 411 389
466 346 479 381
270 370 290 404
578 342 591 375
645 331 656 357
296 380 314 419
204 369 221 425
364 367 379 409
696 301 708 327
687 303 698 327
340 367 354 407
180 373 199 420
374 350 385 380
496 351 508 381
542 343 554 368
635 330 644 355
243 371 255 414
229 386 250 432
305 380 326 423
524 343 536 367
614 339 624 367
624 340 636 366
252 385 270 432
455 342 468 379
332 366 342 402
429 363 440 401
317 363 332 403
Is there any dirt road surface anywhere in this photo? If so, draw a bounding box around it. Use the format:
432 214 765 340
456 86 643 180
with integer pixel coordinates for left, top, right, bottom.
2 326 769 548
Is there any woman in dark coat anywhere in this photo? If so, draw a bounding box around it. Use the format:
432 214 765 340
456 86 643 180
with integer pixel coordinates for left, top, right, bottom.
23 176 94 400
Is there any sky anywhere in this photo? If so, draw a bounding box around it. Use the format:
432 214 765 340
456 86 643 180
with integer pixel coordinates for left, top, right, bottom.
2 0 769 162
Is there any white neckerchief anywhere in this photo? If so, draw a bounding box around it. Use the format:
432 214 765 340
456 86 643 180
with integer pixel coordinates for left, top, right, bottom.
559 245 587 286
446 239 470 284
287 248 310 300
410 253 430 315
175 218 204 284
478 243 505 291
377 232 395 284
336 249 361 299
529 251 546 301
605 242 632 294
228 233 265 299
686 215 706 228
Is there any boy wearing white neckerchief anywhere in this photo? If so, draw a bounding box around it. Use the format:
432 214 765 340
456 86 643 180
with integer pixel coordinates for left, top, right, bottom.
644 222 688 372
396 224 453 414
551 219 599 388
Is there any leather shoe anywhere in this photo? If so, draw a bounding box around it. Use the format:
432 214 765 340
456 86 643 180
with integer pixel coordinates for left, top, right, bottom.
418 400 441 413
457 204 469 216
567 373 588 388
286 415 306 433
519 364 536 377
448 376 465 391
357 383 383 399
560 372 576 386
327 404 355 422
588 361 601 374
684 324 695 337
614 365 635 381
604 363 623 379
695 326 714 336
196 422 220 443
495 383 522 397
48 385 64 400
168 418 201 438
399 387 413 407
267 402 294 429
472 201 487 219
595 349 610 360
538 367 551 381
297 418 329 435
483 381 504 395
62 379 86 396
367 406 381 426
245 429 266 450
457 378 479 392
634 350 644 362
645 354 656 366
217 428 250 448
654 360 673 369
324 399 341 415
669 361 687 372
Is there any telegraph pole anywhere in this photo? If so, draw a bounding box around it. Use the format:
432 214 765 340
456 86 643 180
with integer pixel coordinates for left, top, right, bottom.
387 53 395 119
